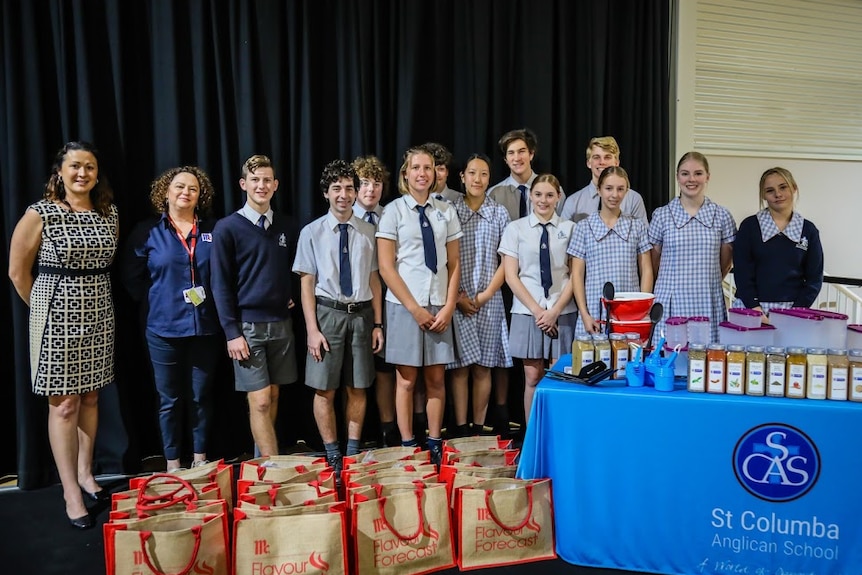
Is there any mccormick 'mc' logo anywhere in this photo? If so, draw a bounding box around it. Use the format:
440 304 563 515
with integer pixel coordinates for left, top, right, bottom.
733 423 820 502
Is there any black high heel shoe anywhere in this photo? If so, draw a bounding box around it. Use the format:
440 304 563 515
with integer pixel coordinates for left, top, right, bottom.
81 486 111 503
68 513 94 530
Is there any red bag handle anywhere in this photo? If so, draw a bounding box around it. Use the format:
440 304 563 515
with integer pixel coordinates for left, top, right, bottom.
138 525 202 575
484 483 534 532
377 489 424 541
136 474 199 512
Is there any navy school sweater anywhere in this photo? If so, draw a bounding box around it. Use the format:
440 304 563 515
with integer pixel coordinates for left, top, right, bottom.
732 215 824 309
210 212 296 340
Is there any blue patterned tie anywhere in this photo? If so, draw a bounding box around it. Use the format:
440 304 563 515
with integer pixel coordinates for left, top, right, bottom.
539 223 552 297
417 205 437 274
365 211 376 225
518 184 528 218
256 215 267 229
338 223 352 297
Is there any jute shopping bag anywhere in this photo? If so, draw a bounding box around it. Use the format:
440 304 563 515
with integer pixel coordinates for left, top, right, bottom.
444 448 520 467
237 500 342 518
342 462 436 488
232 504 348 575
442 436 513 458
439 462 518 487
238 491 338 511
112 474 221 513
129 460 235 510
442 467 518 508
238 481 336 507
352 483 454 575
345 468 439 504
454 478 556 571
109 499 228 522
347 481 429 510
344 446 425 465
104 512 228 575
239 457 327 482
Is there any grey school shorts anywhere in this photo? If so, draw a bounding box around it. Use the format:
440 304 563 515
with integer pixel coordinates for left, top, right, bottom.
233 317 298 392
304 303 375 391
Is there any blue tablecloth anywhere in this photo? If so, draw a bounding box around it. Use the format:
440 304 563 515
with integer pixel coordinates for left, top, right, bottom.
517 354 862 575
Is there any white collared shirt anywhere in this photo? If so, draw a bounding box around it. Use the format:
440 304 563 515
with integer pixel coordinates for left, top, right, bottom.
239 203 273 228
498 212 577 316
293 212 377 302
352 203 383 226
376 194 463 306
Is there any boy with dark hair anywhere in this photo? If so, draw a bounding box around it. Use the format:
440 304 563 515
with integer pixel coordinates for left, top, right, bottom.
293 159 383 479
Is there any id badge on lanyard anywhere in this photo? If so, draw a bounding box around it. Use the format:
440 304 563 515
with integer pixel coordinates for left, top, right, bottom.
169 216 206 307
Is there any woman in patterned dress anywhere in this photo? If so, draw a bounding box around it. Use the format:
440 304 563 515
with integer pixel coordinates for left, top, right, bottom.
446 154 512 437
568 166 653 337
9 142 118 530
649 152 737 342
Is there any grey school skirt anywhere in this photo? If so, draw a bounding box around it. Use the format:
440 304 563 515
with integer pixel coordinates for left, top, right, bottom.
508 312 577 361
384 301 455 367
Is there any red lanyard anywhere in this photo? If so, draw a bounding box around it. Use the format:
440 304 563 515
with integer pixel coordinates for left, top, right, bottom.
168 215 198 286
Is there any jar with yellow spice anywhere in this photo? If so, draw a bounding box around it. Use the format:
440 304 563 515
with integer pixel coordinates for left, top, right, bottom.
827 348 848 401
849 349 862 402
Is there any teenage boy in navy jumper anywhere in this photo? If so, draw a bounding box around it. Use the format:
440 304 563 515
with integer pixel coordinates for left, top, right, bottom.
211 154 298 457
293 160 384 479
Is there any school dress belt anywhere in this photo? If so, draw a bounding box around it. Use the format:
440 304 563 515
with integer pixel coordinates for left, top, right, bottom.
315 296 371 313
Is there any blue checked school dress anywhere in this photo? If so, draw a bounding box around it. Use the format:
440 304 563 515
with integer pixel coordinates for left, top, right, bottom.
446 196 513 369
28 200 118 396
567 212 652 337
648 197 736 343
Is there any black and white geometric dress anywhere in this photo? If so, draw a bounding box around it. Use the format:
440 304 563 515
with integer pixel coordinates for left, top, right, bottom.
28 200 118 396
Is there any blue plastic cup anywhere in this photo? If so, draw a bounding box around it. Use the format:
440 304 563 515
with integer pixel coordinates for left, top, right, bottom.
626 361 645 387
654 365 675 392
644 354 661 387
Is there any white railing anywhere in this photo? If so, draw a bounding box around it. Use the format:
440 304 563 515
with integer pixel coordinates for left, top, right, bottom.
723 273 862 325
812 281 862 324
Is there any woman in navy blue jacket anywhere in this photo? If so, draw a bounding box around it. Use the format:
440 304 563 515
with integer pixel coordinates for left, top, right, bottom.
732 167 824 321
122 166 221 472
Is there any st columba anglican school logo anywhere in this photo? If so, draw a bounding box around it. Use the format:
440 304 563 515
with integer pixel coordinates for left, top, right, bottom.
732 423 820 502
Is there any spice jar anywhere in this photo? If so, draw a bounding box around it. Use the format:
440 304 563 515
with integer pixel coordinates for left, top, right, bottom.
785 347 807 399
766 346 787 397
573 335 595 373
745 345 766 396
827 348 849 401
610 333 628 378
849 349 862 402
806 347 828 400
725 345 746 395
706 343 727 394
593 334 612 369
687 343 707 392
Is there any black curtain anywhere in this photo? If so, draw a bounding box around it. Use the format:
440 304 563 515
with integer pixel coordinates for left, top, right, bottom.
0 0 670 489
